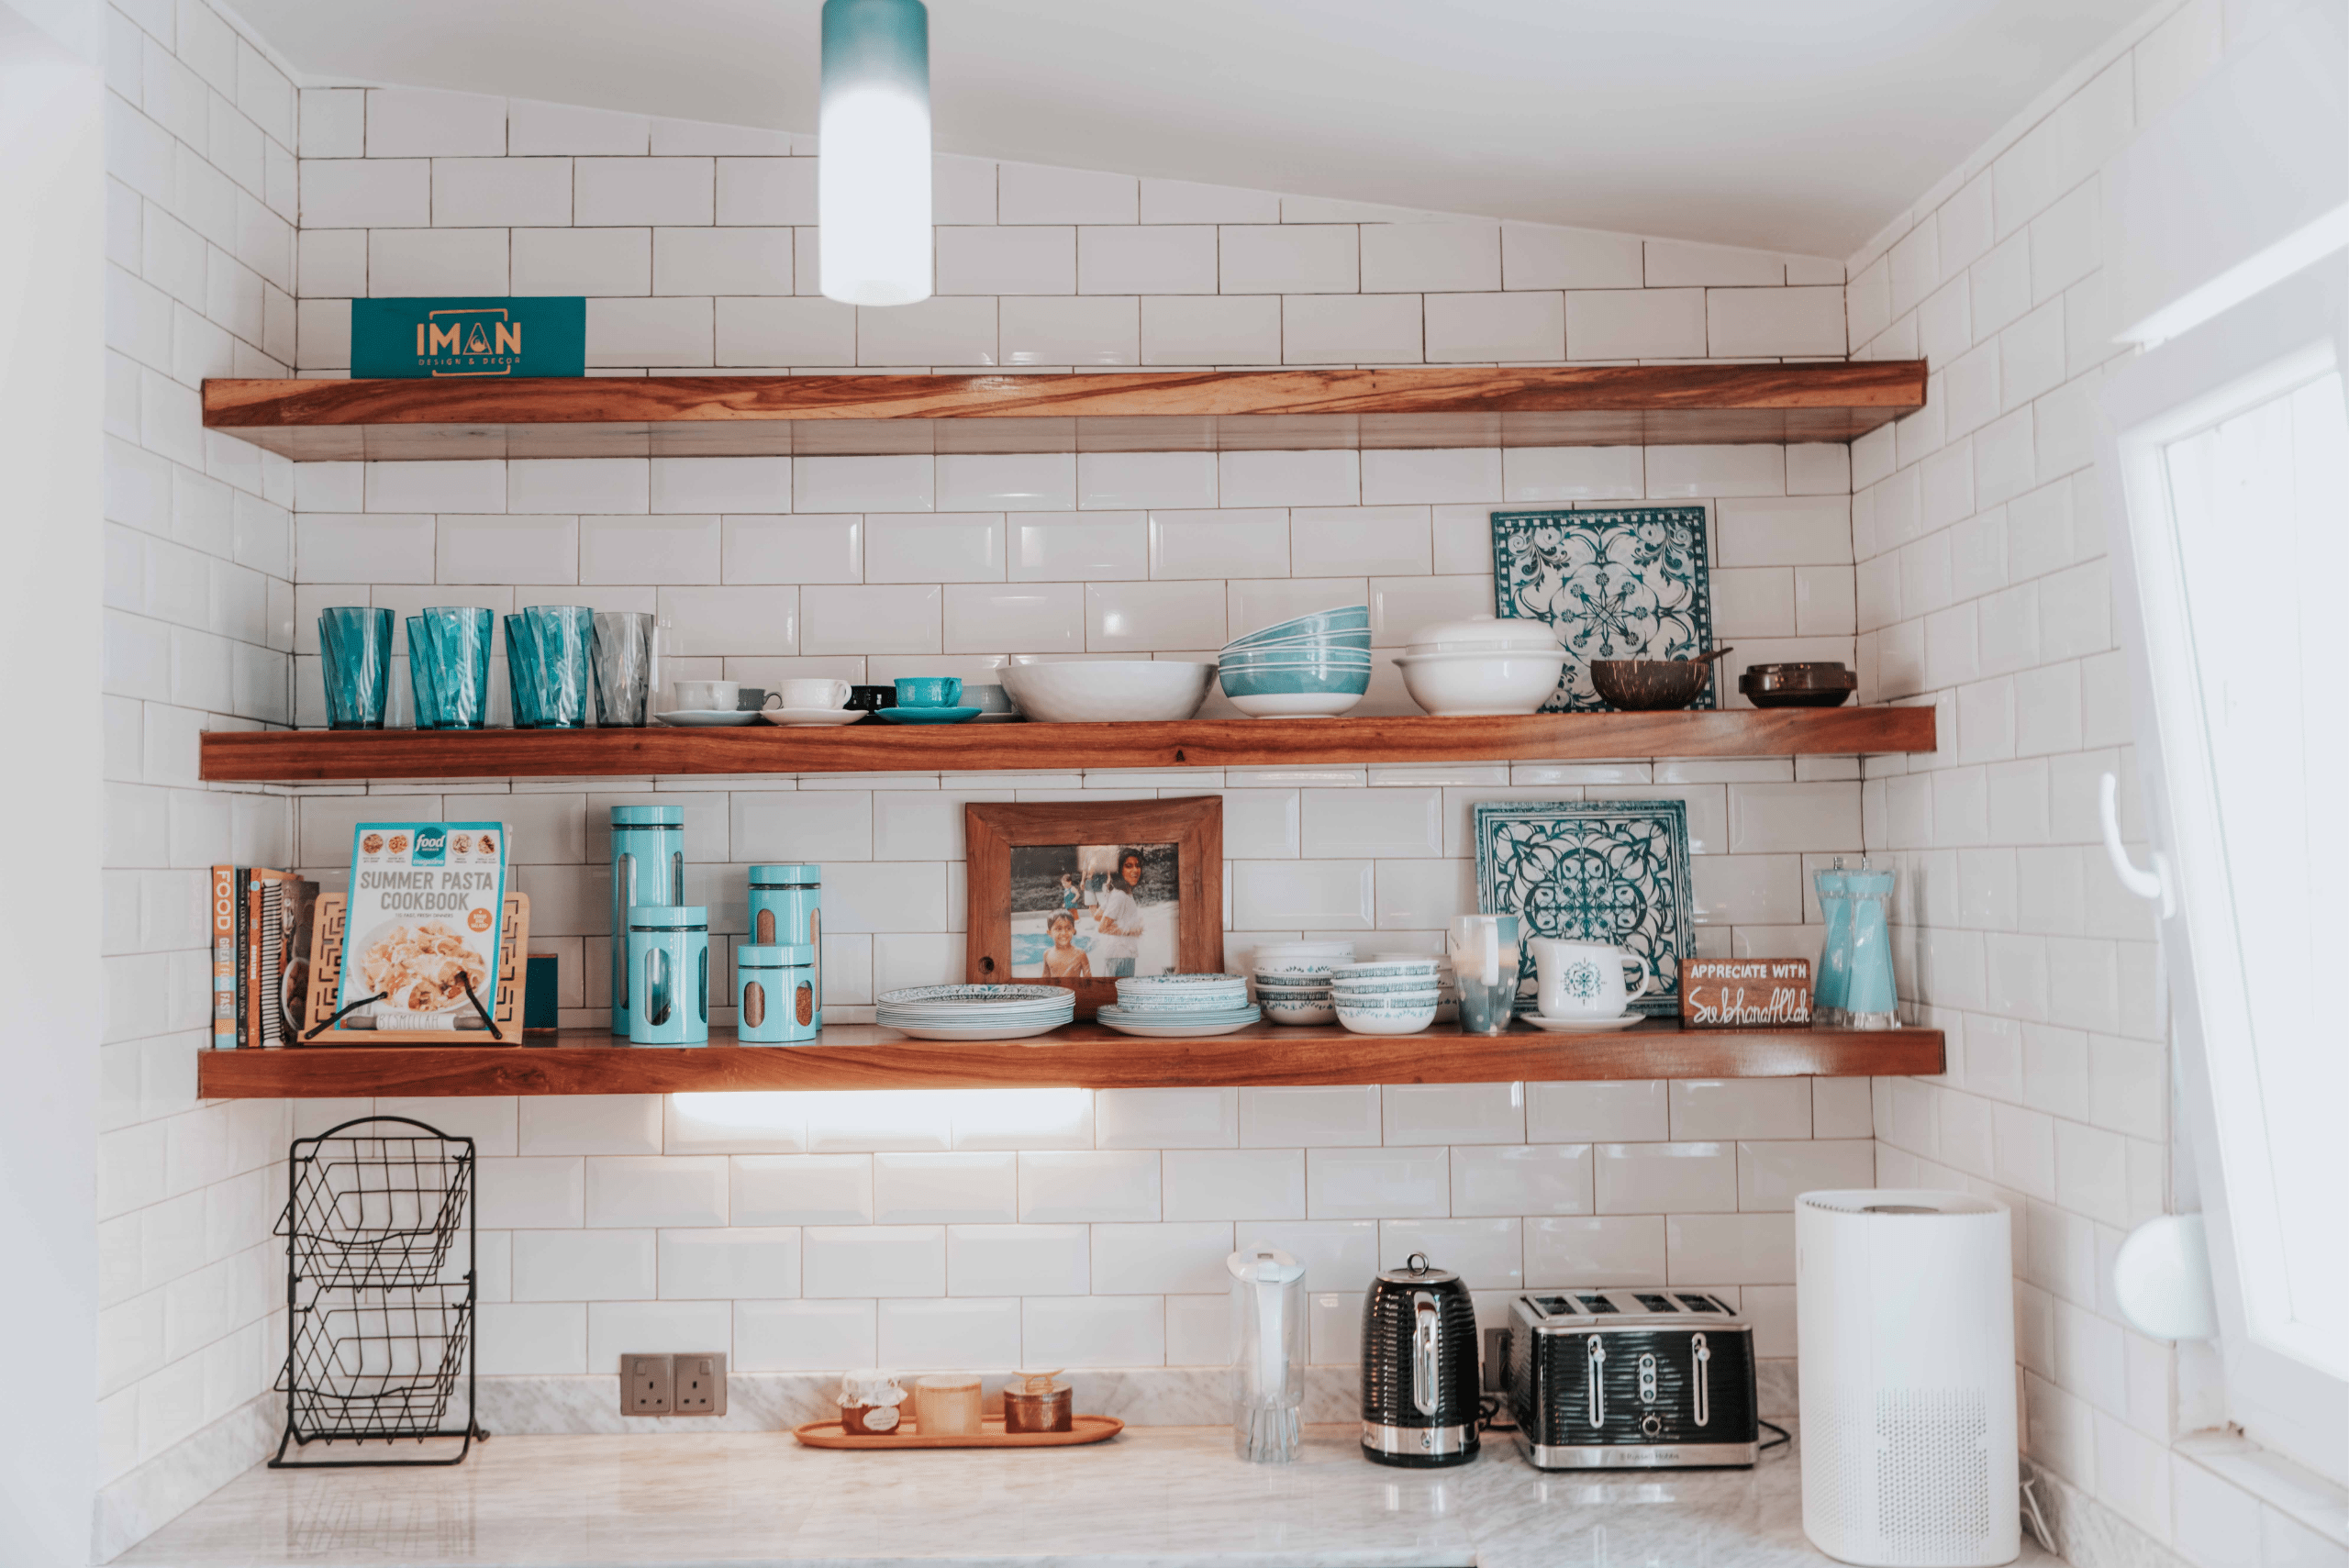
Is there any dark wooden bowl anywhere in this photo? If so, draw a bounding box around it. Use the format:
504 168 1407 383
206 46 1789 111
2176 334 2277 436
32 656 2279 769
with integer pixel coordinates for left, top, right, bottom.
1738 662 1857 708
1590 659 1711 711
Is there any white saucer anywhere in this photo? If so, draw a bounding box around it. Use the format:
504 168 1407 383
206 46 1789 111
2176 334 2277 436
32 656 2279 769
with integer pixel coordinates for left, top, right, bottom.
654 709 763 727
1520 1011 1646 1033
760 707 865 727
1094 1013 1262 1039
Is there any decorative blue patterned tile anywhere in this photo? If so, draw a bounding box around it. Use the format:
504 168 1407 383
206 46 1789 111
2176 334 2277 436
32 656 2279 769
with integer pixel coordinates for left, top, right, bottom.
1489 506 1717 711
1473 799 1693 1016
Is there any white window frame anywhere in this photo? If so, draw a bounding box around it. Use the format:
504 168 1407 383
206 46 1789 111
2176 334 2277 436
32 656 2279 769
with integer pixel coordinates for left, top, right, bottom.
2096 253 2349 1485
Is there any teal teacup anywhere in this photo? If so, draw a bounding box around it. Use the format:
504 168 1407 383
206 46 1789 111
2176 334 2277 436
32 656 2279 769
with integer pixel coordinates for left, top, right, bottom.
894 676 963 708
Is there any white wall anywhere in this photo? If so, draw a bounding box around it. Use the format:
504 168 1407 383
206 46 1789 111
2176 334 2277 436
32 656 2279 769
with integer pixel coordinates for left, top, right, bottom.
94 0 302 1556
0 5 106 1562
1846 2 2345 1562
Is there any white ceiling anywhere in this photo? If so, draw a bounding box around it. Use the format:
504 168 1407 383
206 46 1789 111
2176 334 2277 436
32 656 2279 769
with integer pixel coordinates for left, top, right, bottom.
232 0 2147 256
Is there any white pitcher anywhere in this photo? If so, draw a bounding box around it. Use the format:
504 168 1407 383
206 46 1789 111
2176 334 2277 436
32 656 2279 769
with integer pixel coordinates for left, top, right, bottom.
1530 937 1655 1019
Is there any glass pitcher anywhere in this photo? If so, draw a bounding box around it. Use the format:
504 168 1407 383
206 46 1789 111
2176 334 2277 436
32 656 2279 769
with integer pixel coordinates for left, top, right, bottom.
1227 1242 1304 1462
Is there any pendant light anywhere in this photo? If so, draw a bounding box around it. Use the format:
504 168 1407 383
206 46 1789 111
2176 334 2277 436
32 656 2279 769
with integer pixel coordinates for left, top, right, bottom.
818 0 933 306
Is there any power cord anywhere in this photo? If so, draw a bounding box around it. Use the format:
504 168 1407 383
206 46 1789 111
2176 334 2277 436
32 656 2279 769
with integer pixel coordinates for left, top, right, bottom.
1759 1418 1792 1452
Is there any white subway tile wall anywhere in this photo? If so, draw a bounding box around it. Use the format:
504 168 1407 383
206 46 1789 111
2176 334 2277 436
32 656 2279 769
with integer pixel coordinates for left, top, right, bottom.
100 0 299 1521
1837 6 2302 1559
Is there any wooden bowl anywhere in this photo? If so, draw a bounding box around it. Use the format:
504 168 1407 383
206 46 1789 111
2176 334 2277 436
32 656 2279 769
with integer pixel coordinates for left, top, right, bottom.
1738 662 1856 708
1589 659 1712 711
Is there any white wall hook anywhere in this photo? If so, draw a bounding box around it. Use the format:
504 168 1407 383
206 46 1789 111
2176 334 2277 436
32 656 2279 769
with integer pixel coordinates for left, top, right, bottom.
2112 1214 2218 1340
2099 772 2175 917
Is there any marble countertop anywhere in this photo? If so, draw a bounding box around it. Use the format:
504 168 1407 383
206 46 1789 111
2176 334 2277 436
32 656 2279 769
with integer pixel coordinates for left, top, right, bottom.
118 1426 2057 1568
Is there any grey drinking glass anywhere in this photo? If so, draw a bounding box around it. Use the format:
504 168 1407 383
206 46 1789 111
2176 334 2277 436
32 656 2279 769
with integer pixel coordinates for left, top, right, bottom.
591 611 658 727
522 605 595 728
318 606 394 729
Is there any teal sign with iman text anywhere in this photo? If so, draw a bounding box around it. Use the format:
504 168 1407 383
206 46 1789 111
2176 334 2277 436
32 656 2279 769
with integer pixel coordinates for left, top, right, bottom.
351 296 585 378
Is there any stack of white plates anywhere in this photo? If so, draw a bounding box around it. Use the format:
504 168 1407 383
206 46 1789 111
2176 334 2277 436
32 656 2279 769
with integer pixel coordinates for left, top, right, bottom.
875 984 1074 1040
1096 973 1261 1038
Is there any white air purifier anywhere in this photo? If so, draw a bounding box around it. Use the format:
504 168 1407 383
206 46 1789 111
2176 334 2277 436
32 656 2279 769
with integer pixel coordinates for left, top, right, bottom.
1798 1190 2019 1567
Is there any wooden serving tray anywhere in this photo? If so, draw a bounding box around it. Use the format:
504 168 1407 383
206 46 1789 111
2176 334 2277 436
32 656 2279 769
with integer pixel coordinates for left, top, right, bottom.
792 1415 1122 1450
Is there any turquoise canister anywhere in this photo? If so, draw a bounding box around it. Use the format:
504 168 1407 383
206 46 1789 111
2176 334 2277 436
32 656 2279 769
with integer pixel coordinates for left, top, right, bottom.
736 943 818 1044
611 806 685 1036
747 863 822 1029
626 905 709 1046
1813 860 1853 1027
1842 868 1899 1029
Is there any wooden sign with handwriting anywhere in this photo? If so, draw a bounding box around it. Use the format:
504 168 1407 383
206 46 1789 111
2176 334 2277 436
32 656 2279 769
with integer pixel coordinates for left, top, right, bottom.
1679 957 1812 1028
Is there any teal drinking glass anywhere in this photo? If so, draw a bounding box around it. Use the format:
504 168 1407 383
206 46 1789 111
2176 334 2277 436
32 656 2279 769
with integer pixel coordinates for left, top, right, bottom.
503 615 542 728
405 617 444 728
522 606 595 728
318 606 393 729
411 606 493 729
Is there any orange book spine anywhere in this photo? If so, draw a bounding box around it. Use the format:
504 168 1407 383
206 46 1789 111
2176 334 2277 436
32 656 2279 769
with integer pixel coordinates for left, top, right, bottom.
210 866 238 1050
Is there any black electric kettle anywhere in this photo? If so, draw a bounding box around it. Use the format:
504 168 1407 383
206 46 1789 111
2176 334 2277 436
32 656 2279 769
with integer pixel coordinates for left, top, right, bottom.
1360 1252 1479 1466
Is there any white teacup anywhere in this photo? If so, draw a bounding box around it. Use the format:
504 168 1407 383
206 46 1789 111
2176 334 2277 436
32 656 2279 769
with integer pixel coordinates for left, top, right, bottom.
1531 937 1655 1019
770 677 852 710
672 680 740 713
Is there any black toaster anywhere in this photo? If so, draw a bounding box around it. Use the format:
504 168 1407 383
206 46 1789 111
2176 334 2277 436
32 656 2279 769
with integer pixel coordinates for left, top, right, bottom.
1501 1290 1759 1468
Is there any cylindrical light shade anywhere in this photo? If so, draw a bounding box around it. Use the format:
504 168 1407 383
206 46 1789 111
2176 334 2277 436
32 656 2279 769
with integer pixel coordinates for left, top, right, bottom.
818 0 932 306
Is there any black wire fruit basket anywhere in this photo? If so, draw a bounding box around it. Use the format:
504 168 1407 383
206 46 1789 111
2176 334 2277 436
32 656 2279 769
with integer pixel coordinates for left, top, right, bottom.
272 1116 485 1467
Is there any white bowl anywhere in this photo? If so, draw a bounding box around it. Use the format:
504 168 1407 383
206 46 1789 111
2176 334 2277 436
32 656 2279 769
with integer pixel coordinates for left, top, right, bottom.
1226 688 1367 718
1402 614 1563 653
1393 649 1569 717
1262 996 1339 1026
1001 660 1217 723
1334 1002 1440 1035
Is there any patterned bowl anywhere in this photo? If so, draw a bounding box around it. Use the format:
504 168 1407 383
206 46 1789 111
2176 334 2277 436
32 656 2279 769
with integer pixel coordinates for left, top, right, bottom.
1225 605 1370 648
1330 960 1441 980
1261 995 1339 1026
1334 999 1440 1035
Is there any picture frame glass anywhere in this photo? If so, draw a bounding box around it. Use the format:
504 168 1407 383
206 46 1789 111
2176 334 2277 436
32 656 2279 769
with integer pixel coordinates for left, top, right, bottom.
1008 842 1182 981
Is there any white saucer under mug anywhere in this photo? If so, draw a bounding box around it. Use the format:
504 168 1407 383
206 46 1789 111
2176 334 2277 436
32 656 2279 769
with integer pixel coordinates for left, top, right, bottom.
760 707 865 728
654 709 763 727
1520 1011 1645 1033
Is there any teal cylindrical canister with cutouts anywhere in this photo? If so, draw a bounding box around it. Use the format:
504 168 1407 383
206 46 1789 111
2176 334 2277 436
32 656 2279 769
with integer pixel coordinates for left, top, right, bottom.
736 943 818 1044
610 806 685 1036
626 905 709 1046
746 864 822 1030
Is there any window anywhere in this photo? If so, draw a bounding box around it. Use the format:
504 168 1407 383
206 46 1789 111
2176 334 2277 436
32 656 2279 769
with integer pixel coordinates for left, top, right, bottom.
2101 254 2349 1483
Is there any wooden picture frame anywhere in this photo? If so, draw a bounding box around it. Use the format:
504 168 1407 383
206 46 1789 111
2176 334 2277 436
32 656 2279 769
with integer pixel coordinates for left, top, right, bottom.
964 796 1223 1019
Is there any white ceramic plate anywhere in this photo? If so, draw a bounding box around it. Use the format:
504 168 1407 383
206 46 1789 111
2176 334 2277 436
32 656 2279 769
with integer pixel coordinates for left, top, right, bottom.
1519 1011 1646 1033
760 707 865 727
1094 1011 1264 1038
654 709 764 726
878 1018 1073 1040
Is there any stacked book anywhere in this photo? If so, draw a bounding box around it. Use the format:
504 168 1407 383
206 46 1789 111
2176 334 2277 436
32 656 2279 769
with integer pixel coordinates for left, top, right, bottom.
209 866 318 1049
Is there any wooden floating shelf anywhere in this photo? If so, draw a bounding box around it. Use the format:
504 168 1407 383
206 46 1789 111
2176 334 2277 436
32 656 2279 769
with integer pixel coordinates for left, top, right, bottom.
201 362 1927 460
195 1020 1944 1098
200 706 1935 783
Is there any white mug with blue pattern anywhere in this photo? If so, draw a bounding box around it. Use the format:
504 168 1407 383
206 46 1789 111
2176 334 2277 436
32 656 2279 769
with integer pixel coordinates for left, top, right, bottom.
1530 938 1655 1020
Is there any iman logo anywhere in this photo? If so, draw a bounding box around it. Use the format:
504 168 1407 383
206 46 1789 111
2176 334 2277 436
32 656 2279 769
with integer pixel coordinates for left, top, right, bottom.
414 307 522 377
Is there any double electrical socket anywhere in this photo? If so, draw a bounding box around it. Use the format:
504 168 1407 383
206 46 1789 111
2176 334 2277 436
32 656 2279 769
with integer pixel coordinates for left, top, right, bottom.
619 1352 727 1417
